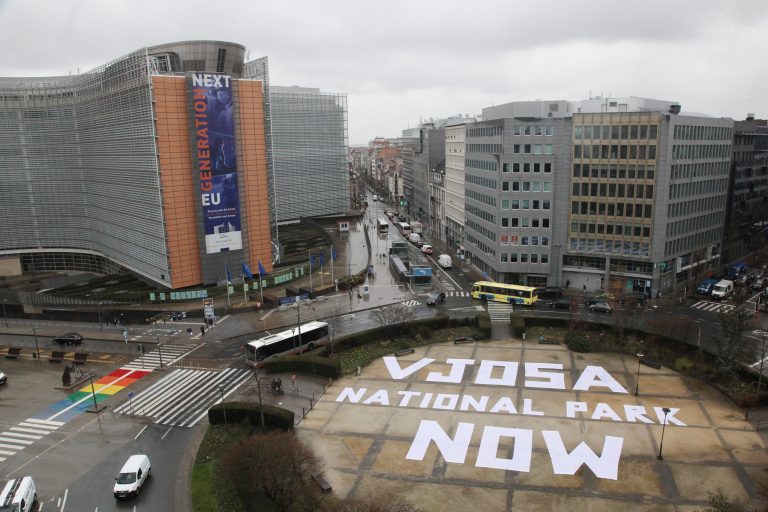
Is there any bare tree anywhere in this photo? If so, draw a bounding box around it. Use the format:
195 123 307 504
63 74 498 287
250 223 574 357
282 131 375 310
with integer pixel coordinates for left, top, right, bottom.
712 304 754 378
371 304 415 340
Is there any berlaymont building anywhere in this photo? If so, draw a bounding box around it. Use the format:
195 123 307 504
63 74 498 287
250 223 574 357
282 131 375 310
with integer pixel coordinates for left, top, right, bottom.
0 40 349 289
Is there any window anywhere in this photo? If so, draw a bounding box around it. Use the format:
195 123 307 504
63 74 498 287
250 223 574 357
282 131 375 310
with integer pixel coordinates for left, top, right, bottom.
523 163 531 173
502 199 509 210
522 218 530 228
511 218 519 227
534 144 542 154
521 254 528 263
544 144 553 154
532 219 540 228
543 218 550 228
533 182 541 192
524 144 531 154
544 163 552 173
575 126 583 139
514 144 521 154
502 217 509 227
543 182 551 192
584 126 593 139
531 254 538 263
522 236 529 246
513 163 520 173
501 253 508 262
503 163 509 173
533 163 541 173
523 182 531 192
541 254 549 263
522 200 530 209
502 181 509 191
532 200 540 209
512 200 520 209
545 126 554 136
543 200 551 210
513 181 520 191
510 253 518 262
542 236 549 246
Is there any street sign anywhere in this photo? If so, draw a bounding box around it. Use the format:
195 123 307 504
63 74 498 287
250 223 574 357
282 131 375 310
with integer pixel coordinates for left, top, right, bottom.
128 391 134 399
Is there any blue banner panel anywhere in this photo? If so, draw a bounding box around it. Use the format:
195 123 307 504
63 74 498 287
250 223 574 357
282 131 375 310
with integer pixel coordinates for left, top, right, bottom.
190 73 243 254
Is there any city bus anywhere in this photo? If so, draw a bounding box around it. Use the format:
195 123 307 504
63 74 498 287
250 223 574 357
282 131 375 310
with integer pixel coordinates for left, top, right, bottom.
244 320 329 366
397 222 412 236
377 218 389 234
470 281 539 305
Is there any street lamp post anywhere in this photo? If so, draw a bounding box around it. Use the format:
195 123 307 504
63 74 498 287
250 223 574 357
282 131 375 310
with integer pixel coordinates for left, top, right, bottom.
156 335 164 368
32 327 40 360
218 384 228 425
2 299 7 327
657 407 671 460
634 352 644 396
294 297 303 349
88 370 99 411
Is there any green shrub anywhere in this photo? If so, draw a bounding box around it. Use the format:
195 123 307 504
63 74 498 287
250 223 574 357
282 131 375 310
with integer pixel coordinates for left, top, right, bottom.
566 331 592 353
476 312 492 339
524 316 568 329
264 354 340 378
674 356 695 374
510 314 526 337
207 402 294 430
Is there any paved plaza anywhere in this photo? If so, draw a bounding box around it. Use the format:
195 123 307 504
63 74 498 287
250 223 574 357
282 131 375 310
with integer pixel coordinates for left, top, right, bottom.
297 339 768 511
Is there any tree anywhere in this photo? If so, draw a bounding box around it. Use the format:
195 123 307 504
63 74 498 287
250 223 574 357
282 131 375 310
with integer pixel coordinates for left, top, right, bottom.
697 489 758 512
713 302 754 378
371 304 415 340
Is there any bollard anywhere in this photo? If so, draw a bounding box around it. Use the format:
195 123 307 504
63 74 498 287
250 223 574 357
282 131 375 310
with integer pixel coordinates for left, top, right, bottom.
522 332 526 340
302 407 306 418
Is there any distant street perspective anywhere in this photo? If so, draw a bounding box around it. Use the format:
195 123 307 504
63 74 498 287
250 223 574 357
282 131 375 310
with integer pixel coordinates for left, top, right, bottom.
1 9 768 512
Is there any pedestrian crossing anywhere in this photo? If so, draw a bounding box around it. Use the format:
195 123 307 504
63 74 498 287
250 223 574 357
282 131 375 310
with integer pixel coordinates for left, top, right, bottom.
121 344 195 371
691 301 737 314
401 300 421 307
113 368 252 428
487 302 515 323
0 418 63 462
446 291 470 298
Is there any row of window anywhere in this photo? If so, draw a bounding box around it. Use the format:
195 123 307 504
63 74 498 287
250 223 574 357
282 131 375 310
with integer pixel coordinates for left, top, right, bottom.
574 124 658 141
466 189 496 207
666 211 724 237
466 233 496 258
572 182 655 200
673 124 732 141
573 163 656 180
466 159 498 172
501 217 551 229
571 200 653 218
466 219 496 242
574 144 657 160
512 144 554 155
665 228 720 256
501 253 550 264
511 125 554 137
468 126 502 137
672 144 730 160
668 178 727 200
467 143 502 154
569 238 651 257
503 181 552 192
466 204 495 224
466 174 497 189
502 162 553 173
571 222 651 238
500 235 550 247
667 195 725 219
502 198 552 210
670 161 729 180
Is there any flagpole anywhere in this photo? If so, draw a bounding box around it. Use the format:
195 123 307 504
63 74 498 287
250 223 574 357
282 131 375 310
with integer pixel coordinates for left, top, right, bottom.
309 250 313 295
330 245 335 291
259 269 264 306
242 272 247 303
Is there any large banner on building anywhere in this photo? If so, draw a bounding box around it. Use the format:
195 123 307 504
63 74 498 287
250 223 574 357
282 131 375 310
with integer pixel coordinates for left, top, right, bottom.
190 73 242 254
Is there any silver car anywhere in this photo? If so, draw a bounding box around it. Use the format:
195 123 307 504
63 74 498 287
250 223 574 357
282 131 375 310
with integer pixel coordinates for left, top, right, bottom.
589 301 612 314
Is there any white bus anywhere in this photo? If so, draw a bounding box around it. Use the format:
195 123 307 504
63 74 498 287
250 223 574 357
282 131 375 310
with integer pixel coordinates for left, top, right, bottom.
244 320 329 365
397 222 412 236
377 218 389 234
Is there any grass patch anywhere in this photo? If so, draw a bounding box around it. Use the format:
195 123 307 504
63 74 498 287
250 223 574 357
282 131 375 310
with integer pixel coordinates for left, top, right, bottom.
192 422 252 512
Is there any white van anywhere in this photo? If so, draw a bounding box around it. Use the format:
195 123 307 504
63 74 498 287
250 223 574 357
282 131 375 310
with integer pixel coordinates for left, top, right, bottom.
0 476 37 512
437 254 452 269
408 233 421 245
711 279 734 300
113 454 151 499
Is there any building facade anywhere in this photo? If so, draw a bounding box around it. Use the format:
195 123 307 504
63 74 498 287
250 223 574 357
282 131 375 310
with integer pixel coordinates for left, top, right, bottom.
0 40 349 288
463 97 733 296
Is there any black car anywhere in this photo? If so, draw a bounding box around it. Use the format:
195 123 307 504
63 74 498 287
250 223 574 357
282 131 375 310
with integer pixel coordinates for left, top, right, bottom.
538 287 564 300
550 298 574 310
52 332 83 345
170 312 187 321
426 292 446 305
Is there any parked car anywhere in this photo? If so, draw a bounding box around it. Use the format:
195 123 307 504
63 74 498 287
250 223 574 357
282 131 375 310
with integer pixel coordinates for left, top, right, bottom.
538 287 564 300
51 332 83 345
737 273 753 286
421 244 434 254
589 301 612 313
0 369 6 385
549 298 574 310
697 278 719 295
113 454 152 499
751 278 765 291
426 292 446 305
170 312 187 321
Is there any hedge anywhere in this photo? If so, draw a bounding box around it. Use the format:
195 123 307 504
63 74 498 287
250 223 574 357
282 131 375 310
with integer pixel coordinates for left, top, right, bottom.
208 401 294 430
264 354 340 379
476 312 491 339
510 314 526 337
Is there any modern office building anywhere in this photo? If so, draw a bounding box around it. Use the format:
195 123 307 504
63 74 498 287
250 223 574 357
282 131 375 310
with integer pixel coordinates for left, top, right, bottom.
722 116 768 265
444 117 475 253
463 97 733 296
269 86 349 223
0 40 349 289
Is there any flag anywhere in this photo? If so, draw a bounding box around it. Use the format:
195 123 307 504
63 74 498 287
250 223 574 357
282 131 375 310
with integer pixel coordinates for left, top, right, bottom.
331 246 337 260
319 253 325 266
225 262 232 284
309 252 313 271
258 260 266 276
242 261 253 280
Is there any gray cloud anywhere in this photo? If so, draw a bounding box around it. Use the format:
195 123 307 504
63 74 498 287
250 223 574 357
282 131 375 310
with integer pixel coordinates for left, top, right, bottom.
1 0 766 142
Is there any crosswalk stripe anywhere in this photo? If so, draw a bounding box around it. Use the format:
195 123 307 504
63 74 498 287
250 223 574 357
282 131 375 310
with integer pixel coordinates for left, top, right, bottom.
9 427 53 436
401 300 420 307
0 435 35 444
114 368 251 428
185 370 253 428
0 450 15 456
23 418 64 427
121 344 195 371
0 431 41 440
18 422 59 431
691 301 735 313
0 442 26 450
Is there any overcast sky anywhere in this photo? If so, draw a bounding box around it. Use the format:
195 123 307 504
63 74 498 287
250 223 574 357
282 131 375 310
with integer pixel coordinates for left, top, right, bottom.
1 0 767 144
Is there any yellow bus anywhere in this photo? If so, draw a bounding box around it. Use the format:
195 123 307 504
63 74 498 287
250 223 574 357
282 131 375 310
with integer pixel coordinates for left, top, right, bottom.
470 281 539 305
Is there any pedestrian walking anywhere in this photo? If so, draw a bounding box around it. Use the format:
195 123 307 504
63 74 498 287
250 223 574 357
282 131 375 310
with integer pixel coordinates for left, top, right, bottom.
291 373 296 390
187 327 193 337
200 325 206 336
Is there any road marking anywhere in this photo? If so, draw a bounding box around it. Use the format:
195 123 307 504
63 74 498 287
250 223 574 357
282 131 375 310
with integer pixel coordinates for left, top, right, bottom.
260 309 275 320
46 369 144 422
135 425 148 440
161 425 174 440
59 488 68 512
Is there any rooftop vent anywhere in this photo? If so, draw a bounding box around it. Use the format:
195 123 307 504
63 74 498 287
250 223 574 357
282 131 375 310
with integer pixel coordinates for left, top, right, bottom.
669 103 681 115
